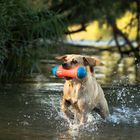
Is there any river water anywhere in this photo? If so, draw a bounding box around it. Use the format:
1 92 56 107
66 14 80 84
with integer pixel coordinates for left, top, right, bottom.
0 44 140 140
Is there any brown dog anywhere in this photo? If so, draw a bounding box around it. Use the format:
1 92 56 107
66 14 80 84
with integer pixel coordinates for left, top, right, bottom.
56 54 109 123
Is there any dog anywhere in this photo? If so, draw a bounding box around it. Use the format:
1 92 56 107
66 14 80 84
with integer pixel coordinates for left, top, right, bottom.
56 54 109 123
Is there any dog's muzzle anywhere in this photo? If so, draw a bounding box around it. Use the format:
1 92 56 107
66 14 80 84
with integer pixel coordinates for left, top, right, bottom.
62 63 71 69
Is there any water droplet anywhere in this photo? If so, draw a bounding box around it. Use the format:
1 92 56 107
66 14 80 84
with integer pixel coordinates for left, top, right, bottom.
25 101 29 105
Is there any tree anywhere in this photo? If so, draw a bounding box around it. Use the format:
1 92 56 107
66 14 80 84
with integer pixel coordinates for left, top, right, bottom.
0 0 66 82
48 0 140 64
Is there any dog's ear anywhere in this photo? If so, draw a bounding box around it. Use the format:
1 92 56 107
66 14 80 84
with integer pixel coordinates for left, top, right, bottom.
55 55 67 61
83 56 103 66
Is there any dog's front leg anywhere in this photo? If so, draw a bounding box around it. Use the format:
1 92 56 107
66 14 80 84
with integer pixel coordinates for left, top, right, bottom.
80 112 87 124
77 99 88 124
61 98 74 119
95 97 109 119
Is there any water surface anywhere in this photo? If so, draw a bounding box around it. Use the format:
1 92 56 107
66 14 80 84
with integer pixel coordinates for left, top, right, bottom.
0 44 140 140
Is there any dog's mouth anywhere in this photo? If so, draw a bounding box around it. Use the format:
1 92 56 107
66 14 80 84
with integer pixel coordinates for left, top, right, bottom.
62 61 82 80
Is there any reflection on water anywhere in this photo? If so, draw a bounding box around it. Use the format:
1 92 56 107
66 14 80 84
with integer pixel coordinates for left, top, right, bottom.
0 44 140 140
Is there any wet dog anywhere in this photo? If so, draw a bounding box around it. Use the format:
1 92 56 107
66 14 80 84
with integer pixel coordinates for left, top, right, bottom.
56 54 109 123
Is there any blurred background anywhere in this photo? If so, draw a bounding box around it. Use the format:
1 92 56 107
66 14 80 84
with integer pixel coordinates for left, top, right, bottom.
0 0 140 140
0 0 139 83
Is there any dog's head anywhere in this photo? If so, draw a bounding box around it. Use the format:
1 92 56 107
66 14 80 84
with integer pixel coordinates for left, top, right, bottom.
56 54 103 73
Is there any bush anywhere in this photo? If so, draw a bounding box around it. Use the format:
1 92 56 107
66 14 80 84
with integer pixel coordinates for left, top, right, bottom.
0 0 66 82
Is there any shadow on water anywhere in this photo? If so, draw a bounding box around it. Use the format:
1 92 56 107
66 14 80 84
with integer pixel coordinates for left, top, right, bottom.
0 44 140 140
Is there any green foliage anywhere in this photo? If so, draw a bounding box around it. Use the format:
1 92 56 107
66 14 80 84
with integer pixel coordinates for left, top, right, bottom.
48 0 136 24
0 0 67 82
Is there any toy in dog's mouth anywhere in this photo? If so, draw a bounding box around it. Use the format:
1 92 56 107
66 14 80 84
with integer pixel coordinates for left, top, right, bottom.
52 64 87 79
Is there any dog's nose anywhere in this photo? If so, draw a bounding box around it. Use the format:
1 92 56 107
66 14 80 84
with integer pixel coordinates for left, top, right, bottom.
62 63 71 69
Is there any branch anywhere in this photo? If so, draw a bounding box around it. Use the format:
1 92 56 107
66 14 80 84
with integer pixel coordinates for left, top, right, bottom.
114 24 139 58
123 16 136 30
111 22 124 57
65 24 87 34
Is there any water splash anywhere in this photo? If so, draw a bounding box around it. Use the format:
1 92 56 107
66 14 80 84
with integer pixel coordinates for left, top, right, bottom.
107 80 140 125
64 113 100 140
109 107 140 125
47 94 100 132
43 81 140 131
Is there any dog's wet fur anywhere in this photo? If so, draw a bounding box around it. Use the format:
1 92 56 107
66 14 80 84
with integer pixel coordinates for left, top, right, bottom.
56 54 109 124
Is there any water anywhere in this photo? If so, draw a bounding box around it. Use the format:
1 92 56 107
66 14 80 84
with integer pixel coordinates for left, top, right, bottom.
0 44 140 140
0 82 140 140
64 39 138 47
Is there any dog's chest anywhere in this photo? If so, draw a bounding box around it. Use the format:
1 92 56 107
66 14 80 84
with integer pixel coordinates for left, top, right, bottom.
70 83 92 104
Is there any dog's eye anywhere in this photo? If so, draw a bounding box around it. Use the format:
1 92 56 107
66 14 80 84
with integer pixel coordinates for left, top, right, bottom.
71 60 78 64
